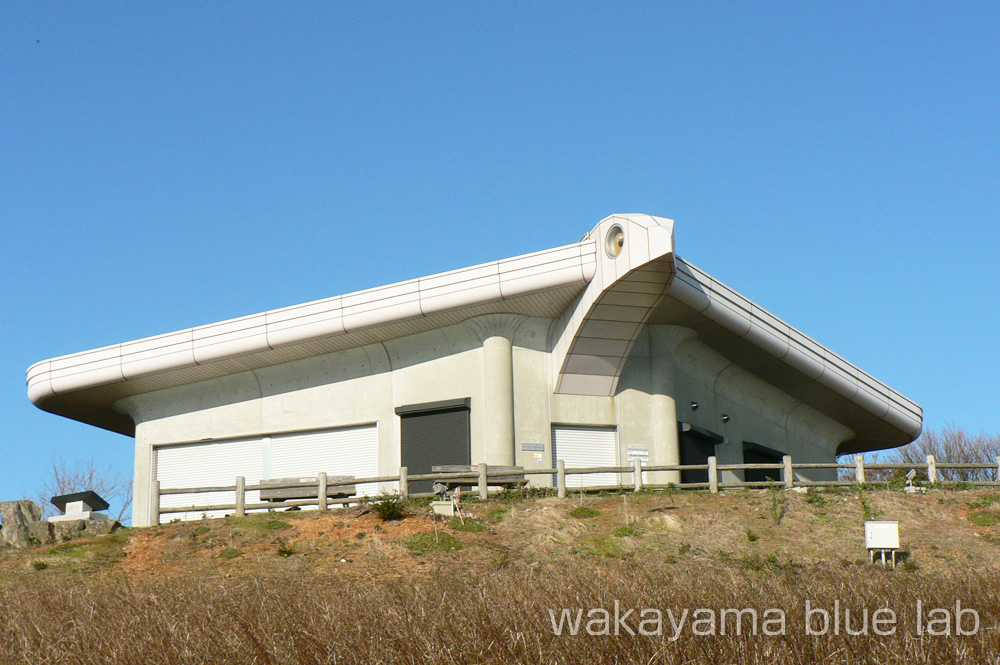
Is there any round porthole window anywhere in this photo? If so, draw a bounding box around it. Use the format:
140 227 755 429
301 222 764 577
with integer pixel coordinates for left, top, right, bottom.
605 224 625 258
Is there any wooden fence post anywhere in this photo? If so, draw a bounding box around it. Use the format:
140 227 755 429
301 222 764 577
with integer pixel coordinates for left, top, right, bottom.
235 476 246 517
399 466 408 498
151 480 160 526
708 456 718 494
996 456 1000 485
557 460 566 498
855 455 866 484
783 455 794 489
633 457 643 492
317 472 328 511
478 462 488 500
926 455 936 484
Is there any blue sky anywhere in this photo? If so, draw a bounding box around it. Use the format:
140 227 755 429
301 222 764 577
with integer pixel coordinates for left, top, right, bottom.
2 3 998 516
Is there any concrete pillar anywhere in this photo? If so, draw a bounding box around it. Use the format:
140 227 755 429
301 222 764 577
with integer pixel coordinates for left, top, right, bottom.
482 333 516 466
650 327 681 485
132 429 153 527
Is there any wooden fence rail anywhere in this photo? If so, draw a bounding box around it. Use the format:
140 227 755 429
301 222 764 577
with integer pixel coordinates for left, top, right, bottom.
150 453 1000 525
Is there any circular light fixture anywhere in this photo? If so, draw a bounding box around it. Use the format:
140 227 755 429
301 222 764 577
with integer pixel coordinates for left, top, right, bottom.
689 401 699 411
605 224 625 258
721 414 731 423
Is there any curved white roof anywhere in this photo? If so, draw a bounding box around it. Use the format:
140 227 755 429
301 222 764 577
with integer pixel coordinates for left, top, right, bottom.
27 213 921 452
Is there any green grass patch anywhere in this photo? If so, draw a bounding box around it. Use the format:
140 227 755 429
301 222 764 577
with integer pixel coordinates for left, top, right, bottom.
192 525 210 535
487 507 508 522
219 548 243 559
613 526 640 538
449 518 486 532
739 553 783 571
968 494 1000 509
405 531 463 556
569 506 600 519
969 510 1000 527
746 528 759 542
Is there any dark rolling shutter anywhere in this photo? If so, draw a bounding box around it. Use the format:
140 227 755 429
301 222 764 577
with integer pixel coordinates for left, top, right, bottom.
742 442 785 484
397 399 471 493
678 423 724 484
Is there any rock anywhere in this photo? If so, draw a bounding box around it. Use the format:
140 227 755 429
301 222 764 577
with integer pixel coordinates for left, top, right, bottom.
85 519 121 537
0 524 31 548
0 500 42 527
28 520 54 545
52 519 87 542
0 501 42 547
50 517 120 541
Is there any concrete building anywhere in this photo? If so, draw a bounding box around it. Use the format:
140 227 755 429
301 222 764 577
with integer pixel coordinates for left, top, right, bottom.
27 214 921 526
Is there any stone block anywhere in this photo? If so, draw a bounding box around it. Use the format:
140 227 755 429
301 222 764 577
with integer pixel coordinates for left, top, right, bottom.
28 521 55 545
52 519 87 542
85 519 121 537
0 500 42 527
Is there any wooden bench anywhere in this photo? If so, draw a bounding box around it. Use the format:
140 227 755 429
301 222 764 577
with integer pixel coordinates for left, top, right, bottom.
430 465 526 495
259 476 356 502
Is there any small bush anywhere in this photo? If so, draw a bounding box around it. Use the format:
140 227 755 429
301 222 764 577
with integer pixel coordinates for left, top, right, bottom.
371 494 406 521
219 548 243 559
569 506 600 519
405 531 462 555
276 541 295 558
32 561 47 571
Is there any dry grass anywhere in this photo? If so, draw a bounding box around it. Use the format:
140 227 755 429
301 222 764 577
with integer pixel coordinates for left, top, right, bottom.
2 489 1000 663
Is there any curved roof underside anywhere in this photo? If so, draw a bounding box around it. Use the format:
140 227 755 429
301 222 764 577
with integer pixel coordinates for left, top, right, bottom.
27 214 921 452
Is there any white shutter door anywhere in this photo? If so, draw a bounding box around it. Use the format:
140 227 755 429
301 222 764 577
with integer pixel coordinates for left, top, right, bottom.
270 424 379 497
153 437 263 521
551 425 619 488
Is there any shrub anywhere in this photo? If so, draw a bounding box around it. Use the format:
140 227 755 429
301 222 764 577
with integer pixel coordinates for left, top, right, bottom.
31 561 47 571
370 494 406 521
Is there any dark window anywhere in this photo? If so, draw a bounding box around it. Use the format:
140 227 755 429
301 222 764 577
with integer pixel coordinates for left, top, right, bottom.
397 399 471 493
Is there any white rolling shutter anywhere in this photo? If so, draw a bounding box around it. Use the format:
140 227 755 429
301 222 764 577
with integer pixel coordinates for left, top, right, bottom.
551 425 619 488
153 437 264 521
270 424 379 497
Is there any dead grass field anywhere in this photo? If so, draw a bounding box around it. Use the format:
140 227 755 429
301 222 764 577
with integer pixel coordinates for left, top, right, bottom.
3 487 1000 663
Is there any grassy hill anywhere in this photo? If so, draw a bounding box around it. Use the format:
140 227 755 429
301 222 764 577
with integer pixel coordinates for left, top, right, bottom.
2 487 1000 663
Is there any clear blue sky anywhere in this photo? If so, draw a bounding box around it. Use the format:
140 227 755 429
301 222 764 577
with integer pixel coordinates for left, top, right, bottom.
2 3 998 515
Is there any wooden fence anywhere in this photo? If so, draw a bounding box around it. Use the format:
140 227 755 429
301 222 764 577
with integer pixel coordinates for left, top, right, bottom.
150 454 1000 525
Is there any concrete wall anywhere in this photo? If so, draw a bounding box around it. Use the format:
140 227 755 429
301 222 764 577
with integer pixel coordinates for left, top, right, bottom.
117 316 854 526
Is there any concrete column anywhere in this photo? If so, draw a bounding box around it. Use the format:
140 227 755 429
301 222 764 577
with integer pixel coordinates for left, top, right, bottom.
482 333 516 466
650 327 682 486
132 428 153 527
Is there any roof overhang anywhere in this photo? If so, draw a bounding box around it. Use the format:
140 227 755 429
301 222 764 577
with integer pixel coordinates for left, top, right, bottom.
27 213 922 453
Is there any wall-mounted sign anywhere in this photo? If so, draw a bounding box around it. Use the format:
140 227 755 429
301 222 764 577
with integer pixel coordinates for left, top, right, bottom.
627 447 649 463
521 443 545 452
